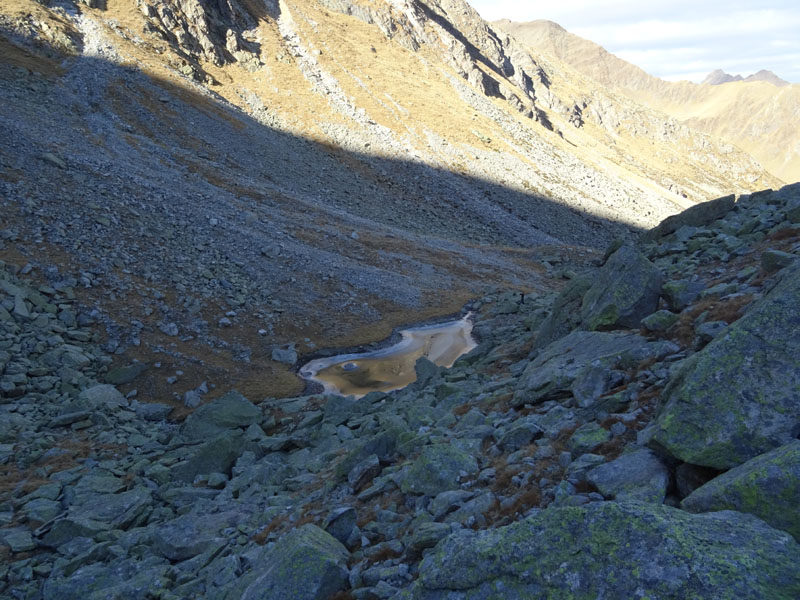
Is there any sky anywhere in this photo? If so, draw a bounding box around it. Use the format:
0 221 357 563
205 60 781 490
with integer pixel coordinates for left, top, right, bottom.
468 0 800 83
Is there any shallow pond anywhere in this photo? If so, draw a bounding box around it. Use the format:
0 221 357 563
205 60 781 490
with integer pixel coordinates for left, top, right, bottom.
299 314 477 398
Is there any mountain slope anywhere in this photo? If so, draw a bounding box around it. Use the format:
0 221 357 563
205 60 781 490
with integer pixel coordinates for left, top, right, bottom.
0 0 780 404
495 19 800 183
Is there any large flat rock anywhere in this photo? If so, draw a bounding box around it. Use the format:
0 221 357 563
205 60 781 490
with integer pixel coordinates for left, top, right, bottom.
405 501 800 599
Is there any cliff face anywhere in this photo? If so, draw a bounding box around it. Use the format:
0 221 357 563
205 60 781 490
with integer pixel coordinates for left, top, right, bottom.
497 18 800 184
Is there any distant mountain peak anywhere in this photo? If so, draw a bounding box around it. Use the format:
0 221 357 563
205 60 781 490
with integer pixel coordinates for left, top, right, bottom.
702 68 789 87
701 69 742 85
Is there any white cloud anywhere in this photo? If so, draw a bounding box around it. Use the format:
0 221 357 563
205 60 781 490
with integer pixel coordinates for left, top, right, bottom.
469 0 800 82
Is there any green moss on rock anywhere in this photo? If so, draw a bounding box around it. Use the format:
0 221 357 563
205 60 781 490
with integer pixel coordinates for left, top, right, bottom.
682 440 800 541
405 502 800 600
650 260 800 469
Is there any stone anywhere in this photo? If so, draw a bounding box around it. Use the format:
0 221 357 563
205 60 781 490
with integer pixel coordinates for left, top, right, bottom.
78 384 127 408
348 454 381 491
153 511 240 561
241 524 349 600
682 440 800 540
42 556 170 600
650 259 800 469
409 522 452 553
661 279 704 311
181 390 260 440
579 245 663 331
2 528 36 553
407 502 800 599
171 430 245 483
414 357 439 387
640 309 679 332
587 449 670 503
567 423 611 457
104 361 147 385
515 330 675 406
534 276 592 348
272 345 297 365
401 444 478 496
642 194 735 242
569 365 616 408
323 507 357 545
761 249 797 274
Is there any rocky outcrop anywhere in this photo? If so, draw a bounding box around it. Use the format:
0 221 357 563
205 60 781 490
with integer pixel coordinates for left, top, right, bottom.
405 502 800 599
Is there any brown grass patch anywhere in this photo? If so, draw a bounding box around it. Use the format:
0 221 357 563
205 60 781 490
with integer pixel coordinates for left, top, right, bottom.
767 227 800 242
667 293 753 346
452 403 473 417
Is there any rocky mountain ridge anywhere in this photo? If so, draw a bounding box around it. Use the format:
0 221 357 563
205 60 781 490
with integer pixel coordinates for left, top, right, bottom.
702 68 790 87
2 183 800 598
495 18 800 184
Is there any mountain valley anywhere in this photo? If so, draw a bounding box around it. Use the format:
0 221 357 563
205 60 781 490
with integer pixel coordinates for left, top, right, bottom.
1 1 799 598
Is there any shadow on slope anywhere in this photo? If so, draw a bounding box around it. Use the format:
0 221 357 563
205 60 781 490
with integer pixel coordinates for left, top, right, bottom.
0 28 639 402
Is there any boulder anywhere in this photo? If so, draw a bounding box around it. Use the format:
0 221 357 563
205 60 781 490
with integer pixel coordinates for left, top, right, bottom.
42 557 170 600
534 276 591 349
170 430 245 483
661 279 704 312
761 249 797 274
650 260 800 469
640 309 679 332
407 502 800 599
104 361 147 385
77 384 127 408
567 423 611 457
153 511 240 561
579 245 662 330
587 449 670 503
682 440 800 540
241 524 349 600
401 444 478 496
515 330 675 406
181 390 260 440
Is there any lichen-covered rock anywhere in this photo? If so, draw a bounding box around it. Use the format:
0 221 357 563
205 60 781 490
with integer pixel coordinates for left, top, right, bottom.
241 524 349 600
567 423 611 457
401 444 479 496
661 279 704 312
579 245 662 331
587 449 669 503
405 502 800 600
181 390 260 440
640 309 679 332
515 330 675 406
682 440 800 540
650 260 800 469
